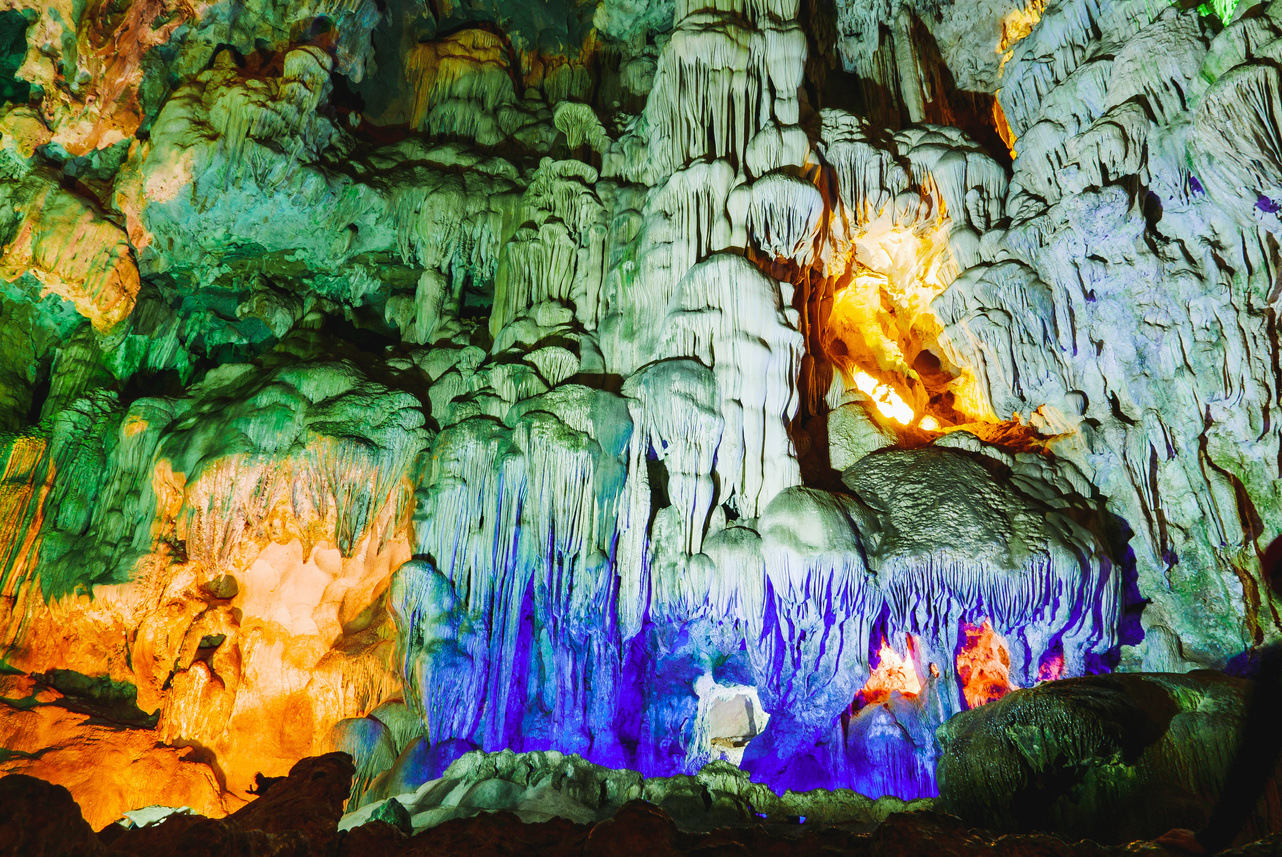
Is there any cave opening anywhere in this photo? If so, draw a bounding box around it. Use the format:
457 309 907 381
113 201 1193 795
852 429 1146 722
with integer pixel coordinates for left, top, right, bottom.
854 635 923 711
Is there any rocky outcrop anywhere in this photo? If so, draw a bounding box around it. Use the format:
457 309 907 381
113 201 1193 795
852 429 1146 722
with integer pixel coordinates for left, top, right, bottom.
5 752 1282 857
94 752 353 856
0 0 1280 829
937 672 1282 845
0 773 108 857
340 748 933 832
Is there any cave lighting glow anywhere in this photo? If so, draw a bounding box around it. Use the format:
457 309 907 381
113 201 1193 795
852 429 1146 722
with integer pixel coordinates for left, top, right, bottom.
850 369 917 425
955 621 1016 709
856 636 923 708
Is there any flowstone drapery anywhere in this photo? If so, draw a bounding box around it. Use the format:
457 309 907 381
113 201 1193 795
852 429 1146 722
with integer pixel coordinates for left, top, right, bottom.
0 0 1277 828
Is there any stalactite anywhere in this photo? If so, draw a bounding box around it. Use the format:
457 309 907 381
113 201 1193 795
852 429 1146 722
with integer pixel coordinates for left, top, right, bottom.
4 0 1282 830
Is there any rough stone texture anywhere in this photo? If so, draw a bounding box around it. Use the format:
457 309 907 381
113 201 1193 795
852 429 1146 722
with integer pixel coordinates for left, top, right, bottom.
4 756 1282 856
227 752 355 839
937 672 1282 845
0 0 1278 836
930 0 1282 671
339 748 932 834
102 752 354 857
0 675 229 830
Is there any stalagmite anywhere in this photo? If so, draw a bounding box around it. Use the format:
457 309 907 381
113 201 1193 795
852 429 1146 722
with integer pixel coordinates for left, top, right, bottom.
2 0 1282 838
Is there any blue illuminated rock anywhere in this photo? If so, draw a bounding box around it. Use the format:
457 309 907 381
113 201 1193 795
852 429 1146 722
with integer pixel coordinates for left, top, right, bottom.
0 0 1277 838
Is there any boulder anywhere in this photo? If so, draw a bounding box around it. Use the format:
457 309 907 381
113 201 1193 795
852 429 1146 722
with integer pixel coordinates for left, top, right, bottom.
0 774 107 857
936 672 1282 844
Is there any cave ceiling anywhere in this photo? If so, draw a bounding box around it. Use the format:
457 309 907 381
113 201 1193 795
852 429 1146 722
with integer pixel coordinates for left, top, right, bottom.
0 0 1277 830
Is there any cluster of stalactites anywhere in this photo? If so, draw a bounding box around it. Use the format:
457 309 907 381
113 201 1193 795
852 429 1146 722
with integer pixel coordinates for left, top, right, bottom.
931 260 1076 423
413 386 632 630
387 171 519 297
652 253 804 522
750 488 883 720
745 172 826 266
610 0 806 184
368 0 1139 797
998 0 1167 139
0 392 162 608
738 442 1119 734
491 159 610 338
389 558 485 747
623 361 723 560
405 385 634 752
404 30 520 146
123 41 526 315
597 0 815 381
158 361 428 571
207 46 343 173
817 111 1008 275
927 0 1282 666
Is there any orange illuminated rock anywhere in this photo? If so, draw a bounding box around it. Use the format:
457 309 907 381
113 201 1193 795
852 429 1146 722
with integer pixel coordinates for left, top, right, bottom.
955 621 1015 709
855 637 923 709
153 518 410 798
822 212 962 421
996 0 1046 76
16 0 198 156
0 676 232 829
0 364 424 822
406 30 514 127
0 498 410 819
0 183 140 332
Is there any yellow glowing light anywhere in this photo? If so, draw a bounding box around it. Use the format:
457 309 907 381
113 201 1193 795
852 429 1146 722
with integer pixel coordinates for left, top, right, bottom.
851 370 916 425
946 372 991 420
993 2 1042 155
992 95 1017 160
997 0 1045 58
821 189 1002 435
123 414 150 438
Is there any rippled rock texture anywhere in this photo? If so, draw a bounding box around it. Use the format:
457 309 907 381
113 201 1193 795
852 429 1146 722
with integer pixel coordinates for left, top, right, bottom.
937 672 1282 844
0 0 1279 835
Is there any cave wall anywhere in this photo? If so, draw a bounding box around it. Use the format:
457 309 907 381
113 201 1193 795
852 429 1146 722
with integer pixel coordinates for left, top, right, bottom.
0 0 1278 827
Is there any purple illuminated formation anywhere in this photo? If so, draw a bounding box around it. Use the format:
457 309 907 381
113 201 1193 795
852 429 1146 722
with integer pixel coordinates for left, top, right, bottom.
0 0 1277 843
388 443 1120 799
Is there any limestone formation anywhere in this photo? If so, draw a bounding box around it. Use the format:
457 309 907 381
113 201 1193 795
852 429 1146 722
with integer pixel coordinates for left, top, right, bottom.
339 747 932 833
12 752 1280 856
0 0 1278 843
937 672 1282 845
